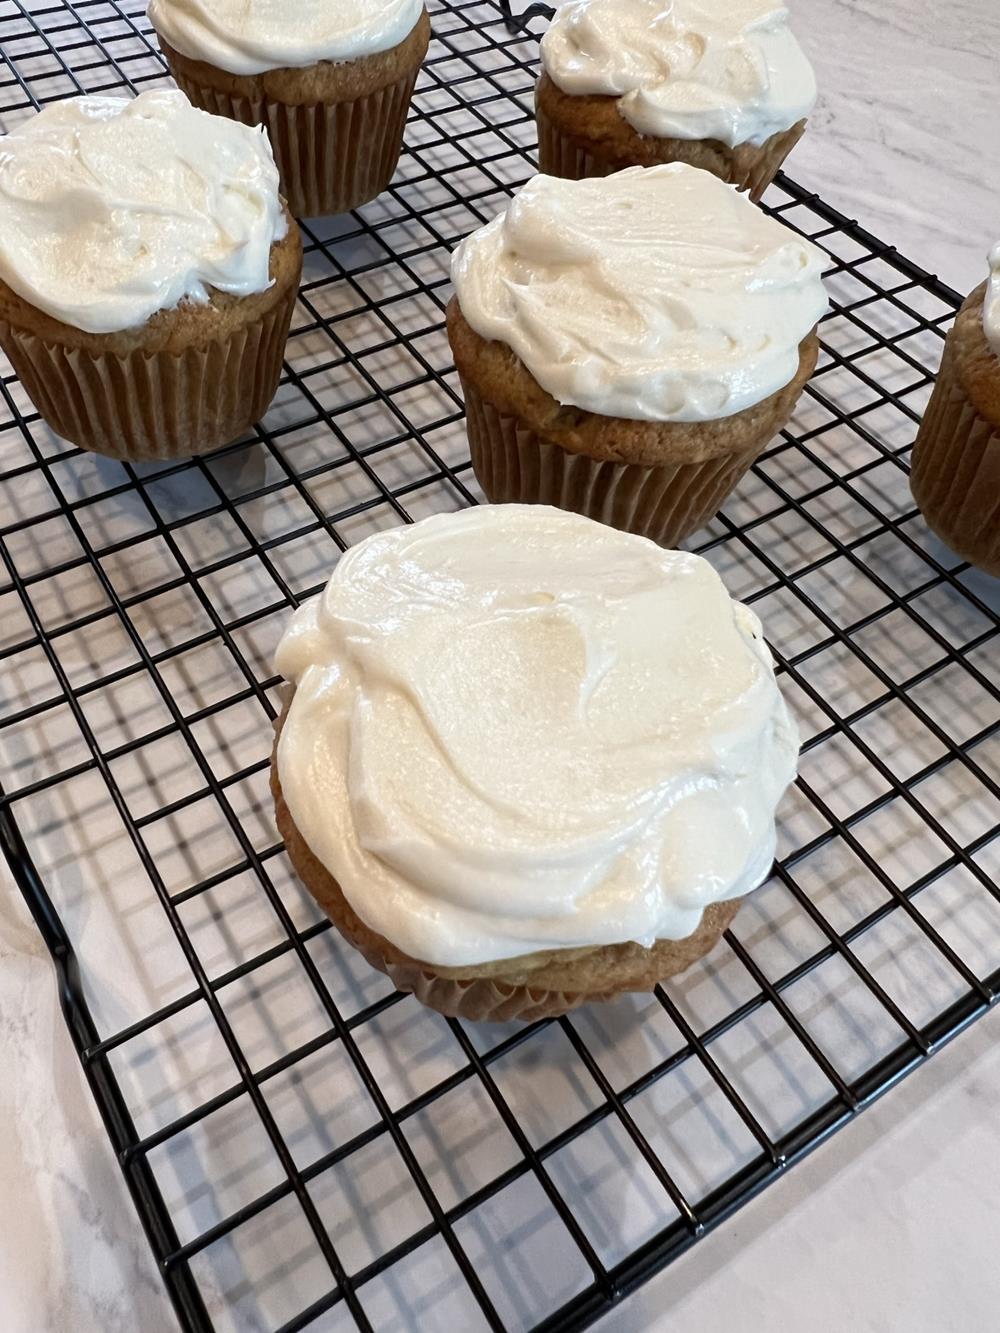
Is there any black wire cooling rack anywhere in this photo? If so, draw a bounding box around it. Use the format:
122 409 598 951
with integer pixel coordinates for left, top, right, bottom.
3 2 1000 1331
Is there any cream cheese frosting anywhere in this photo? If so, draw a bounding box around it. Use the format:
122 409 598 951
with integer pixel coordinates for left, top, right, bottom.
541 0 817 149
984 244 1000 359
147 0 424 76
275 505 800 968
451 163 828 424
0 91 287 335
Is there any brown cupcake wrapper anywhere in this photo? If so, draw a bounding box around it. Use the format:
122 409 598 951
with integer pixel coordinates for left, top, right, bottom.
461 373 765 547
536 99 804 202
0 282 296 462
359 948 602 1022
910 337 1000 576
169 65 419 218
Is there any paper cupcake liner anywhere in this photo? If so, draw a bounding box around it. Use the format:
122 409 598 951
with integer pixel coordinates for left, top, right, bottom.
461 375 764 547
361 952 601 1022
910 338 1000 576
361 906 740 1021
0 283 295 462
168 65 419 218
536 98 804 202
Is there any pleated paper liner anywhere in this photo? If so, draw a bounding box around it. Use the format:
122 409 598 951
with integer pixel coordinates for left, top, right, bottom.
910 331 1000 577
379 901 741 1022
271 704 740 1022
535 84 806 203
460 376 769 548
167 64 420 219
0 280 297 463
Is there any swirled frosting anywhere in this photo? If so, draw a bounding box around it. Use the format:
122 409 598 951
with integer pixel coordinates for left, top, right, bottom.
147 0 424 75
541 0 817 149
984 244 1000 358
275 505 799 968
0 92 287 335
451 164 827 423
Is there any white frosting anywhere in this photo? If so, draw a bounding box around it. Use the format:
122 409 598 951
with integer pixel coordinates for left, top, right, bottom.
541 0 817 149
452 164 828 424
275 505 799 968
0 92 287 335
984 244 1000 359
147 0 424 76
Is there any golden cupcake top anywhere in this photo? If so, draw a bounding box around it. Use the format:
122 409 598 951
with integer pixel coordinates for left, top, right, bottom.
147 0 425 75
273 505 800 968
451 163 828 424
541 0 817 148
0 91 286 334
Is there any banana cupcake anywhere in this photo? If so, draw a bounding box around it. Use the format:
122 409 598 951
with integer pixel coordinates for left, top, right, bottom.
271 504 800 1021
448 164 827 547
148 0 431 218
0 91 301 462
910 246 1000 576
537 0 816 200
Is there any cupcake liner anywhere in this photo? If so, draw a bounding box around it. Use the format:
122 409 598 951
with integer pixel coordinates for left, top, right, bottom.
0 280 296 462
361 903 740 1021
910 336 1000 576
168 64 420 218
536 92 805 202
742 123 806 201
363 954 600 1022
461 373 765 547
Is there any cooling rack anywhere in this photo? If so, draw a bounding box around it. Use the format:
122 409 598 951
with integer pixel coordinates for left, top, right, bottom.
2 1 1000 1330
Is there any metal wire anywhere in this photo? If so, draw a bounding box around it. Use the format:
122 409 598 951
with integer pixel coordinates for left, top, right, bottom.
2 2 998 1331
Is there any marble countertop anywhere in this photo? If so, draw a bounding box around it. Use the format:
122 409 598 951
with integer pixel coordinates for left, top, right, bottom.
2 1 999 1331
791 0 998 296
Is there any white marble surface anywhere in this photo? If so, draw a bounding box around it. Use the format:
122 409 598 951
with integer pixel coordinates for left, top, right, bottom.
599 1004 1000 1333
792 0 999 295
2 1 1000 1331
0 887 177 1333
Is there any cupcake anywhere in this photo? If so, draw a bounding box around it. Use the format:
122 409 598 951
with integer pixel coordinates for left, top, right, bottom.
271 505 800 1022
536 0 816 200
447 164 827 547
147 0 431 218
0 91 301 463
910 246 1000 576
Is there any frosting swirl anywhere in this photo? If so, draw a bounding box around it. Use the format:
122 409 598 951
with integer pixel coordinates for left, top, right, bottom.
275 505 800 968
541 0 817 149
147 0 425 76
0 91 287 335
451 164 828 424
984 244 1000 358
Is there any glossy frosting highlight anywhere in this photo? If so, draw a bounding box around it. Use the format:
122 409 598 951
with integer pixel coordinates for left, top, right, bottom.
541 0 817 149
0 91 287 335
147 0 424 75
984 244 1000 358
451 164 828 423
275 505 800 968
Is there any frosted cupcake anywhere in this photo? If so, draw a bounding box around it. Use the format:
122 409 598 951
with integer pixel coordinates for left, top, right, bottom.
271 505 800 1021
910 246 1000 577
448 164 827 547
148 0 431 218
537 0 816 200
0 92 301 462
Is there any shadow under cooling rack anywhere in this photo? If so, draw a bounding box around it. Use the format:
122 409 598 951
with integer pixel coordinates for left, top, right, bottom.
2 1 1000 1331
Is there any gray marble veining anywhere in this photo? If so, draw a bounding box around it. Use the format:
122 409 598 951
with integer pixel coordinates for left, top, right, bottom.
793 0 999 294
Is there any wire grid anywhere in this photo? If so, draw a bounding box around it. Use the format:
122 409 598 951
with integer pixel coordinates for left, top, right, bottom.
2 1 1000 1330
